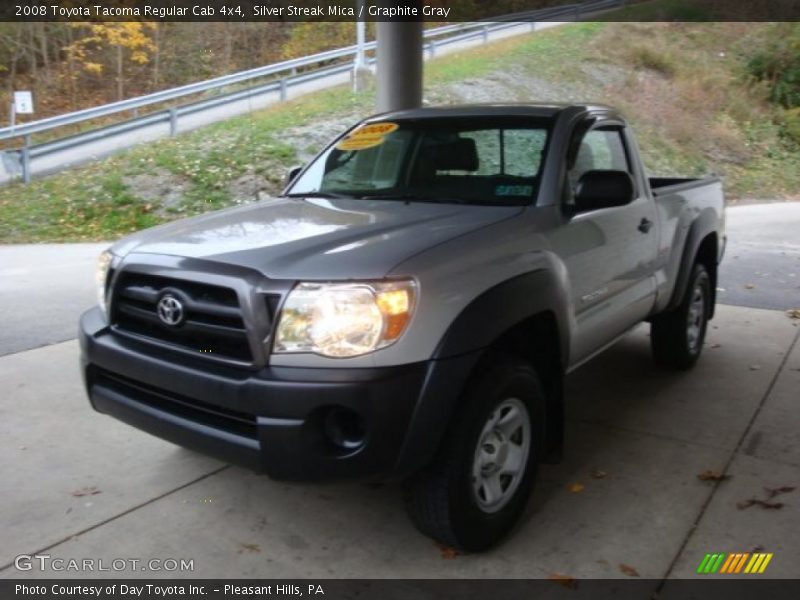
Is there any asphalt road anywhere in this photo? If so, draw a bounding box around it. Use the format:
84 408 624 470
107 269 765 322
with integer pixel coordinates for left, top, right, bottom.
0 201 797 357
0 242 108 356
717 202 800 311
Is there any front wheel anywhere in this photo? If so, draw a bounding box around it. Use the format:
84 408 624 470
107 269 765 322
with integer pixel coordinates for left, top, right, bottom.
651 263 711 369
404 355 545 552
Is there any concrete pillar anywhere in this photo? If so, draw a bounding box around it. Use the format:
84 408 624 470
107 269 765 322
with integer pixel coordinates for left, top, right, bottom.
376 19 423 113
353 15 372 93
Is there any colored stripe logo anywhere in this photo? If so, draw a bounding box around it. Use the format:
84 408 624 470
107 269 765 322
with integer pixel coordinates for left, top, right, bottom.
697 552 773 574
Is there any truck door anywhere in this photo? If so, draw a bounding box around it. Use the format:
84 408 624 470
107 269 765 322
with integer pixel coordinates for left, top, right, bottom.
551 123 659 366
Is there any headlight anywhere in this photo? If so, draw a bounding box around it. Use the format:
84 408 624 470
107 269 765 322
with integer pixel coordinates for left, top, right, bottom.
95 250 113 315
274 279 417 358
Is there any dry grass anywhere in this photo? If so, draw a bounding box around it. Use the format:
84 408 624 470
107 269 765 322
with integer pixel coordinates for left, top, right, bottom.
627 46 677 78
578 23 799 199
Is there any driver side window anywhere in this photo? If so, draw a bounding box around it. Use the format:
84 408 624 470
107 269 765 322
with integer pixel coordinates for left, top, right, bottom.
568 128 631 196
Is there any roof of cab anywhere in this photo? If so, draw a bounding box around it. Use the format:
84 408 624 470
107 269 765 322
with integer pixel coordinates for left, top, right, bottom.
369 103 618 121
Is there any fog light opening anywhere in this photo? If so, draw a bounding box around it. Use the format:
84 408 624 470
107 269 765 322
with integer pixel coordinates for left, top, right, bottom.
323 407 366 451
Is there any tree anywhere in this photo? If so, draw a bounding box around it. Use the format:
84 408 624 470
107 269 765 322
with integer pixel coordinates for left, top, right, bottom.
64 22 156 101
282 23 356 60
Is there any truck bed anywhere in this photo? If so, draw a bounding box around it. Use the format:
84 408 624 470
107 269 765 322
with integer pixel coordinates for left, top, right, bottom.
650 176 720 196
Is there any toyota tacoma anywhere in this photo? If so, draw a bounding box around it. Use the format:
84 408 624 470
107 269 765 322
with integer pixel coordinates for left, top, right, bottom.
80 104 726 551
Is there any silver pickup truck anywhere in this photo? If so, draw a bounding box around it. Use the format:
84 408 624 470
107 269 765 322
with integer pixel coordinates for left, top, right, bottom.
80 103 725 551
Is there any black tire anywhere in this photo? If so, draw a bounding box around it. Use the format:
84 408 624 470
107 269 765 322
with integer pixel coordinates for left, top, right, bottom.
404 354 545 552
651 263 711 370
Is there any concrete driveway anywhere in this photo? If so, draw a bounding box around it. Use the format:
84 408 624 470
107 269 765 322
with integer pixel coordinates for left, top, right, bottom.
1 203 798 583
1 306 797 583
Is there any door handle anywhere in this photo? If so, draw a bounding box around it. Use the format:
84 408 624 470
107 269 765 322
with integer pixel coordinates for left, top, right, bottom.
638 218 654 234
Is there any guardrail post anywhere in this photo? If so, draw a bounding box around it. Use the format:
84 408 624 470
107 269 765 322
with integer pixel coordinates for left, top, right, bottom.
483 25 489 43
280 78 288 102
21 134 31 184
169 108 178 136
428 40 436 58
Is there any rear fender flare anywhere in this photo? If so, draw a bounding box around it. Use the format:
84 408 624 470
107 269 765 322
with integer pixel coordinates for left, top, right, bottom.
666 210 719 314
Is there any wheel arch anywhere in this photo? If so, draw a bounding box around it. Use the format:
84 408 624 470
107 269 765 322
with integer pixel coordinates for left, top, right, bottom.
667 214 720 319
433 269 571 366
431 270 571 463
483 311 565 462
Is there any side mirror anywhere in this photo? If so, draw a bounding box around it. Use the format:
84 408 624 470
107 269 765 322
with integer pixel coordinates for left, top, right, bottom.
285 165 303 187
573 170 635 213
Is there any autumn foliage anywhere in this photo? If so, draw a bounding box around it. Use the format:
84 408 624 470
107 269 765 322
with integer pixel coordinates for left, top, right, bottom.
0 22 293 118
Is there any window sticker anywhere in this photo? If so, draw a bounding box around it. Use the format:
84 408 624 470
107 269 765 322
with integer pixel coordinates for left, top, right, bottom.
335 122 399 151
495 185 534 196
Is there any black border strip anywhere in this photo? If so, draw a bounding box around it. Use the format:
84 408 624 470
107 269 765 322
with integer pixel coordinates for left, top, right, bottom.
5 579 800 600
2 1 799 22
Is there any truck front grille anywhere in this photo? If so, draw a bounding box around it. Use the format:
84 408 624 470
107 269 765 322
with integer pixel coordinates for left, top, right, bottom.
111 272 253 363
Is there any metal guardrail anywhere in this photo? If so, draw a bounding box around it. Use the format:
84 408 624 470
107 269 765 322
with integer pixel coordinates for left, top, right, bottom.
0 0 624 184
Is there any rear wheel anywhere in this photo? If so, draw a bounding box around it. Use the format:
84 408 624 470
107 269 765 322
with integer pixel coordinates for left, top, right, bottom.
651 263 711 369
404 354 545 552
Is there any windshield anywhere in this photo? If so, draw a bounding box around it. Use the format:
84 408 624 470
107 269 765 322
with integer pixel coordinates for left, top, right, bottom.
286 117 551 206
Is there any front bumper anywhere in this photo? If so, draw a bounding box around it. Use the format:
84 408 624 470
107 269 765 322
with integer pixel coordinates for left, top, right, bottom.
79 307 478 481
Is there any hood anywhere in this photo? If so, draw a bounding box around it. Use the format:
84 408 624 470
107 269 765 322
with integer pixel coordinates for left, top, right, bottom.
112 197 522 279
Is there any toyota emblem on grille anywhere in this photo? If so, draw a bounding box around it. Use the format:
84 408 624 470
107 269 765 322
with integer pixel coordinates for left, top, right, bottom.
157 294 184 326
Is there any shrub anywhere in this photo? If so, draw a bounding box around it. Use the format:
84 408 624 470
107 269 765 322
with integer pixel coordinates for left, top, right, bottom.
629 46 677 78
783 107 800 145
746 24 800 109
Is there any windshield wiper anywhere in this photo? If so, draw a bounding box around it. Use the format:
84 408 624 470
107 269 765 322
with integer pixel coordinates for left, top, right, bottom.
356 193 436 203
283 191 353 199
359 193 475 205
285 191 471 204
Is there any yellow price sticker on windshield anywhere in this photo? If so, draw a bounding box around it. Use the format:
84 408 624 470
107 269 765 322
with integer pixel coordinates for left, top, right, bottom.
335 122 398 151
336 136 386 151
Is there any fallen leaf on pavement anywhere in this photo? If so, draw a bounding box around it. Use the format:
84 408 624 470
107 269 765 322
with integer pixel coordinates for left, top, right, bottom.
745 284 756 290
737 498 784 510
711 343 722 349
619 563 640 577
549 573 577 589
237 543 261 554
764 485 796 498
749 365 762 371
436 543 460 559
787 309 800 320
698 470 730 482
569 483 585 493
591 469 608 479
71 486 101 497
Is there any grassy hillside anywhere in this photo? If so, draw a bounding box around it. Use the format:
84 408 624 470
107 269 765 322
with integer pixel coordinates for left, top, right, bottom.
1 22 797 243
